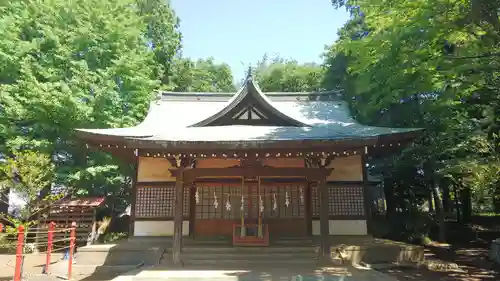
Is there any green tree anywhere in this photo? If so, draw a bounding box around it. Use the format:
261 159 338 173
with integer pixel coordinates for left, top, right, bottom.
0 0 179 203
253 55 325 92
325 0 500 241
167 57 236 92
136 0 182 85
0 151 56 221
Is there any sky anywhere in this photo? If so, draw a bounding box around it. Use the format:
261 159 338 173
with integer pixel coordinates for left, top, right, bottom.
170 0 350 81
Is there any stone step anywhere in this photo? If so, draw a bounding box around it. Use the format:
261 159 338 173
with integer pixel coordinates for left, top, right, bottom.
273 239 313 243
79 244 163 252
75 247 163 266
180 246 314 253
182 252 315 260
180 258 318 267
153 237 314 244
273 237 314 242
49 260 143 277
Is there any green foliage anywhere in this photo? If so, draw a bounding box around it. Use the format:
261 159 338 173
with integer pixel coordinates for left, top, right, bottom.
0 151 54 201
136 0 181 84
387 210 434 244
0 234 16 254
0 0 238 218
0 151 57 220
0 0 183 206
103 232 128 244
324 0 500 220
166 57 236 92
253 54 325 92
3 215 38 234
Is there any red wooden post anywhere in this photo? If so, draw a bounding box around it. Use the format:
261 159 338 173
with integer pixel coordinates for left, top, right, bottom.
0 223 3 233
44 222 55 274
68 222 76 280
14 225 25 281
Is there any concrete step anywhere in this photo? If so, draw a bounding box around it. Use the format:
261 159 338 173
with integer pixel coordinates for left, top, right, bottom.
150 237 314 245
183 252 315 260
75 245 164 266
181 258 317 267
273 237 314 242
273 240 313 244
180 246 313 254
49 260 143 277
79 243 163 252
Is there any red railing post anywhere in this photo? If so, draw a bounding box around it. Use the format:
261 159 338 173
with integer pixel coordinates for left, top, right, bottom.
44 222 55 274
14 225 25 281
68 222 76 280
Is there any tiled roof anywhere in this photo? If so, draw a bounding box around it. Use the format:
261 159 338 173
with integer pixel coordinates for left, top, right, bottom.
75 77 422 144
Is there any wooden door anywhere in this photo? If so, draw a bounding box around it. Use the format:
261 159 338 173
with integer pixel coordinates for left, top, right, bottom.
259 183 308 237
192 181 308 237
193 182 250 237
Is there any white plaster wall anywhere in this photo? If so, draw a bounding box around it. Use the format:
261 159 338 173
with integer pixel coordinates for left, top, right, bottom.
312 220 367 235
134 220 190 236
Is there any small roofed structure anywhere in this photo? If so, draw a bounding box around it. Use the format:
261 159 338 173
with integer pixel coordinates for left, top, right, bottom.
75 73 423 264
41 197 105 244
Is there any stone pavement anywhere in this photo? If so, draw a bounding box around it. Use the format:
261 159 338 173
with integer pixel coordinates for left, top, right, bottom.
0 253 401 281
110 265 399 281
0 253 100 281
0 253 65 280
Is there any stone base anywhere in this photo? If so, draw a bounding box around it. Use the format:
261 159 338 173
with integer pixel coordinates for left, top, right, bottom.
489 238 500 264
314 236 425 267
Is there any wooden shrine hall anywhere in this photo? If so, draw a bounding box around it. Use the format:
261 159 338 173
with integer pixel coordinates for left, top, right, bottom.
75 73 422 264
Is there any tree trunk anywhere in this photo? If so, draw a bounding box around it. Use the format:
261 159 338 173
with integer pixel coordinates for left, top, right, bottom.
428 191 435 212
453 184 461 223
441 180 451 214
460 187 472 223
384 180 396 219
432 184 446 242
493 185 500 213
0 188 9 214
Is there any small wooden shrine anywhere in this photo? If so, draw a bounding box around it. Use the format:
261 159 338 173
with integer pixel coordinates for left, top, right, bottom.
75 73 422 264
41 197 105 243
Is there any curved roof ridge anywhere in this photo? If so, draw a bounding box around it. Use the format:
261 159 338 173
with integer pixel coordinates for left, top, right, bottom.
188 76 311 127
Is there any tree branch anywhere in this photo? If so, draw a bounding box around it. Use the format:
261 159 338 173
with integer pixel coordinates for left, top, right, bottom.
447 53 500 60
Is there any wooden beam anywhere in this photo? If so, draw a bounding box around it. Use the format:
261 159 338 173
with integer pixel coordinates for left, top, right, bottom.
129 138 378 151
172 167 184 265
169 167 332 182
319 180 331 261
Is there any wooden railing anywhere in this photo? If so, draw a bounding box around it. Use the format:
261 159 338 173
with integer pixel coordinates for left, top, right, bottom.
232 223 269 246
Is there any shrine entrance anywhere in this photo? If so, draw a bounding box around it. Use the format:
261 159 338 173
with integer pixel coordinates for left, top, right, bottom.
192 178 309 239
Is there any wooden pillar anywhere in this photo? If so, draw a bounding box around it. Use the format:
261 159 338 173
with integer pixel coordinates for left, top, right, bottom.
361 152 371 234
318 180 330 260
189 183 196 237
172 167 184 265
305 182 312 236
130 154 139 236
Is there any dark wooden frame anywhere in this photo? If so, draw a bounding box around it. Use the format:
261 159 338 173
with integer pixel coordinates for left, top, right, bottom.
129 155 139 236
232 223 270 247
361 153 371 234
168 165 333 264
169 167 332 182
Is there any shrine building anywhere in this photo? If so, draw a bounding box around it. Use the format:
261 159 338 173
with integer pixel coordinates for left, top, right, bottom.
75 74 422 264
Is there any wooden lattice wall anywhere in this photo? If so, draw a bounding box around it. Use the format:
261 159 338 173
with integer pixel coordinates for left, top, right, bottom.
134 184 190 219
134 182 365 220
311 183 365 218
